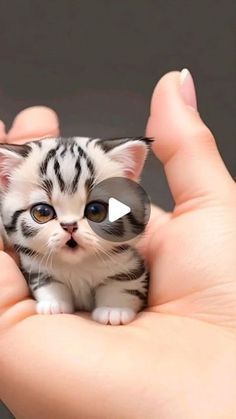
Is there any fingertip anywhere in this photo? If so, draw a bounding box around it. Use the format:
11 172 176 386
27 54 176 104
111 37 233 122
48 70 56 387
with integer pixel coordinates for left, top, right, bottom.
6 106 60 144
146 70 234 206
149 71 180 116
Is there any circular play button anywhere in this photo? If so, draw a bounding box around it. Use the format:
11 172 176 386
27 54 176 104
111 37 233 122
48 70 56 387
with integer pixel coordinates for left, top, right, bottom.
86 177 151 242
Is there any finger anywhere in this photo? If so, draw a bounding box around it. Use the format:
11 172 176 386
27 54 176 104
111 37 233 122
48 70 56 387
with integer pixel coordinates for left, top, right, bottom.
136 205 171 261
0 120 6 142
6 106 59 144
0 251 29 313
146 70 235 208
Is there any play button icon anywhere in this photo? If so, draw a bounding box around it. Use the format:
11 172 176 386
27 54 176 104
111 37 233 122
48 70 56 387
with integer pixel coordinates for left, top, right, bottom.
86 177 151 242
108 198 131 222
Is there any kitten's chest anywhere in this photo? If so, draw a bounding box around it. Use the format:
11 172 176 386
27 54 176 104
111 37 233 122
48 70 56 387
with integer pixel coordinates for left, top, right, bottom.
52 259 111 310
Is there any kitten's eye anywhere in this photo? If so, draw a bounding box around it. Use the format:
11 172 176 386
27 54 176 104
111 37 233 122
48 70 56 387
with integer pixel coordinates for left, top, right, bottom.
84 201 107 223
31 203 56 224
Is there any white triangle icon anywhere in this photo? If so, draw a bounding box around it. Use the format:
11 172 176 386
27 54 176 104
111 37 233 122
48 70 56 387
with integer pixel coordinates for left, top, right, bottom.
108 197 131 222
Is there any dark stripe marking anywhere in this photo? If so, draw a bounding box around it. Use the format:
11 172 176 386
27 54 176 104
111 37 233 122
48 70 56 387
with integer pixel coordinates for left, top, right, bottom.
70 143 75 155
60 146 67 157
21 220 39 237
4 209 26 234
40 148 57 175
126 212 145 235
77 146 95 175
15 245 40 258
111 244 130 254
141 272 150 290
71 157 81 193
54 158 65 192
86 158 95 175
85 176 95 193
124 289 147 302
108 261 145 281
101 219 124 237
22 270 53 291
41 178 53 197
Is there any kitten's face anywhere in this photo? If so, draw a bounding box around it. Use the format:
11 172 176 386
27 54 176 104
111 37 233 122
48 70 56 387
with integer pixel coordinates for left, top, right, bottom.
0 137 150 264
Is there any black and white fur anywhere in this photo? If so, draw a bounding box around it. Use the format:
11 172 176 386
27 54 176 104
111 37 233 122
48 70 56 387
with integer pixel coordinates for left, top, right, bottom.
0 137 150 325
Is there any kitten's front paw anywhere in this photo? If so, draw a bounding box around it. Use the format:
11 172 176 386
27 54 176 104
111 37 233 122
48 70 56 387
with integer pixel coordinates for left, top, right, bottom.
92 307 136 325
36 300 74 315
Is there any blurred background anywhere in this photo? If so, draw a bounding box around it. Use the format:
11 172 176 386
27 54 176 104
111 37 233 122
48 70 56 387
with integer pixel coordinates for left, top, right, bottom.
0 1 235 417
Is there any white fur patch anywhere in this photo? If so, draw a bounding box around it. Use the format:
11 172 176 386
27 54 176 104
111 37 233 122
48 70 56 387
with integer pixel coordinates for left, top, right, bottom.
92 307 136 325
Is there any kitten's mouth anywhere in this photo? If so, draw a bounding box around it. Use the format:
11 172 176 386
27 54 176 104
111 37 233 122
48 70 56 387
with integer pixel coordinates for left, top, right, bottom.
66 238 78 249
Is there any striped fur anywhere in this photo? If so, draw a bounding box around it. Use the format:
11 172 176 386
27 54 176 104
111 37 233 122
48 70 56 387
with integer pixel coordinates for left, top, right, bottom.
0 137 151 325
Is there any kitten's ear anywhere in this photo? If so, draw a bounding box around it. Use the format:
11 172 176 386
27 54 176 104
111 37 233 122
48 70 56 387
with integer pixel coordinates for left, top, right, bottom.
100 137 152 180
0 144 31 189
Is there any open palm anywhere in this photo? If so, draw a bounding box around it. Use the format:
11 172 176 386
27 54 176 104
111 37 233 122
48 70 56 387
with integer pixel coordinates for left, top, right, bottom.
0 71 236 419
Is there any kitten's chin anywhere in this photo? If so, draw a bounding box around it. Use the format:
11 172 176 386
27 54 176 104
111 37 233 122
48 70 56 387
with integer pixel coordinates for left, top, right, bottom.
57 245 88 264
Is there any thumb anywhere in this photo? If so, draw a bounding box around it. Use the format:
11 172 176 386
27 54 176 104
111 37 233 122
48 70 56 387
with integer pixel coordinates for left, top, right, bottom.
146 70 235 209
0 251 35 327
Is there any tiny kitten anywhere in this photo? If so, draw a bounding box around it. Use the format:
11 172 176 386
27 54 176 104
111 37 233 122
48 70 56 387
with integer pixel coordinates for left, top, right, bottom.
0 137 150 325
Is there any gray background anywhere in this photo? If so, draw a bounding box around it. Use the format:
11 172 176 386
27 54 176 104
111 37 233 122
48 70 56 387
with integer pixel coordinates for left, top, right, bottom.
0 1 235 417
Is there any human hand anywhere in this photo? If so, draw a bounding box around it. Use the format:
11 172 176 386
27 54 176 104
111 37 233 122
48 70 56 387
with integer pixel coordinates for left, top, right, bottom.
0 71 236 419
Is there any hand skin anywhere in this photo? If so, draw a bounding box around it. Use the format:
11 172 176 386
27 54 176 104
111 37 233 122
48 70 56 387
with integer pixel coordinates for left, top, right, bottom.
0 71 236 419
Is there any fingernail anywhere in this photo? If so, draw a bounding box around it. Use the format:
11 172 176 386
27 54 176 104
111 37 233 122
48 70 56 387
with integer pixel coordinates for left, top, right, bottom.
180 68 197 111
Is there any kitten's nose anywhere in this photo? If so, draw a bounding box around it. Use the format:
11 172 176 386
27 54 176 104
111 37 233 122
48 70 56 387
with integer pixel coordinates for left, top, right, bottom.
60 222 78 234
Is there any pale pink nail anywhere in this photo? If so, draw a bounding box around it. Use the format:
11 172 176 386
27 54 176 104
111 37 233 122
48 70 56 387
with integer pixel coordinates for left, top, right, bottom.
180 68 198 111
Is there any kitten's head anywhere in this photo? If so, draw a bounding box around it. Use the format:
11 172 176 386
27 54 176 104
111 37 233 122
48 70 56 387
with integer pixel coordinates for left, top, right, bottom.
0 137 151 264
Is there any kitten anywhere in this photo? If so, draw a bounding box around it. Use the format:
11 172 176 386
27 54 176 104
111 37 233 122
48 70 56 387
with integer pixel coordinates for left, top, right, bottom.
0 137 150 325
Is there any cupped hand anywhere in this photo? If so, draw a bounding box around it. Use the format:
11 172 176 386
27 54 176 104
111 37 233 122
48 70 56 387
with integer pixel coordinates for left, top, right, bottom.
0 72 236 419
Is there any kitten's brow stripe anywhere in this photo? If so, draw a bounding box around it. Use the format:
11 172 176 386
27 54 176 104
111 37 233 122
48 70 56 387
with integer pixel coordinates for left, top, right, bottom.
41 178 53 197
70 143 75 155
60 146 67 157
54 158 66 192
40 148 57 175
77 146 95 176
86 157 95 175
71 157 81 193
